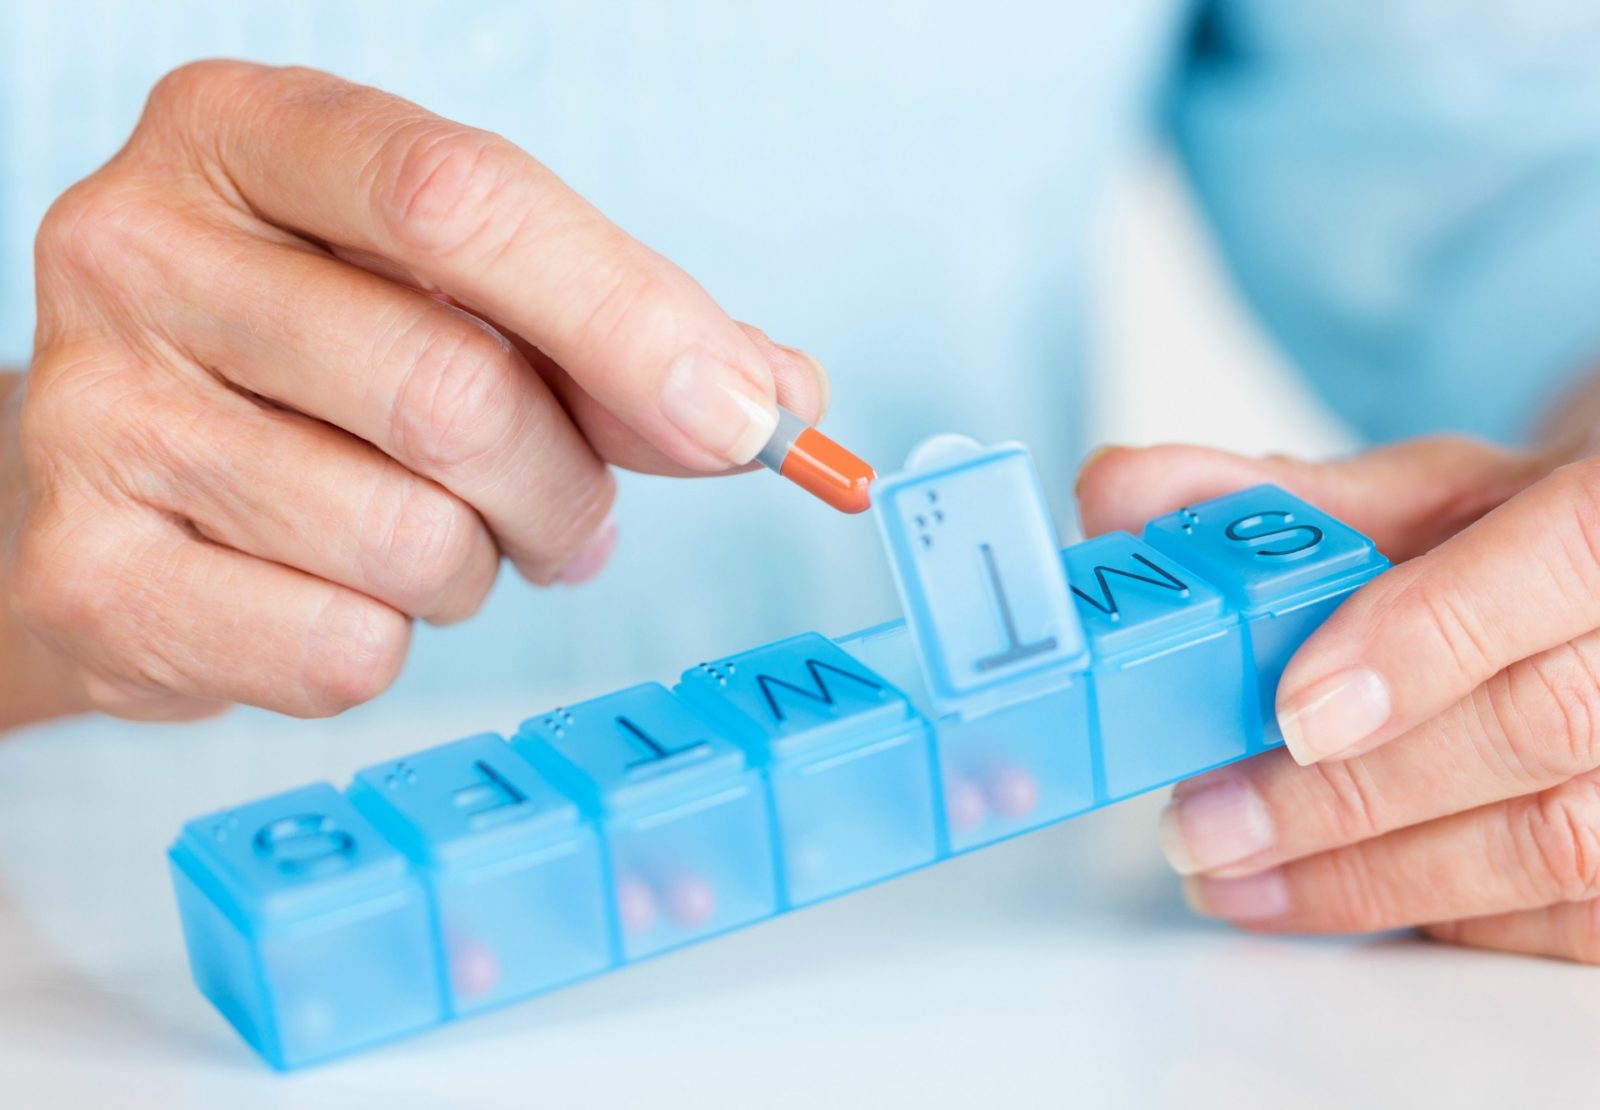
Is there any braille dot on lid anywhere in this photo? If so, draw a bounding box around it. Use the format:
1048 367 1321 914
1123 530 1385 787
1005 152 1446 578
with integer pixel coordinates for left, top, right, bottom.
914 514 926 528
933 509 945 523
921 535 933 548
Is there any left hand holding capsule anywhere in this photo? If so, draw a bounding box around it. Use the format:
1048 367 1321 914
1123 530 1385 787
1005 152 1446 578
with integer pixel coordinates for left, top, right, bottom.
1076 436 1600 964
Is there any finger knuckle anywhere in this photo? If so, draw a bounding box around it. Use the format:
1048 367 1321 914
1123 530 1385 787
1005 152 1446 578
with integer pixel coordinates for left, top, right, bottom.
145 59 260 117
1303 757 1388 844
1500 644 1600 780
390 320 517 474
375 124 516 258
300 593 410 716
34 176 164 290
7 512 112 645
12 370 67 478
23 344 124 415
1314 848 1397 932
40 62 267 291
1387 574 1497 684
1520 777 1600 903
375 481 483 614
565 258 679 366
18 354 181 508
1545 463 1600 594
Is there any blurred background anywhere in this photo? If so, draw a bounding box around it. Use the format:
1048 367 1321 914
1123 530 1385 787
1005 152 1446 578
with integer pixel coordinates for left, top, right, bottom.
1092 150 1354 459
4 4 1600 1106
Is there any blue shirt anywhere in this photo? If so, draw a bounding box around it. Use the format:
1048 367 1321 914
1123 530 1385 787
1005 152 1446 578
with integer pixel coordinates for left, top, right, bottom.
3 0 1599 702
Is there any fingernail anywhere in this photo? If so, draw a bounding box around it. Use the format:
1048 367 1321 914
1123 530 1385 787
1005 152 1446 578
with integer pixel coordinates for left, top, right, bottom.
1277 665 1391 765
1074 444 1126 495
556 516 618 586
785 346 832 420
1183 869 1289 921
1158 776 1273 875
660 352 778 465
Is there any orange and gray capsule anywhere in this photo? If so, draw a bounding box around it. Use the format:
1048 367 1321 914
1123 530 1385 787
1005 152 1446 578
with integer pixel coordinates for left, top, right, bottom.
756 407 876 514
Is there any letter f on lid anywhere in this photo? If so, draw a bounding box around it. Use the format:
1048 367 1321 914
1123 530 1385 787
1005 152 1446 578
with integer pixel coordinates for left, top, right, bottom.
873 435 1088 717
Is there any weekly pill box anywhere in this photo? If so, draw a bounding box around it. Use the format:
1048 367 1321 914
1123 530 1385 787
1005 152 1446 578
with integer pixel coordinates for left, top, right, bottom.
170 437 1388 1069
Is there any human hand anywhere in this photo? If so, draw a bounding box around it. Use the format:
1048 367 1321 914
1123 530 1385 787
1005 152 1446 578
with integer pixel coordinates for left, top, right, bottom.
0 61 826 728
1077 436 1600 964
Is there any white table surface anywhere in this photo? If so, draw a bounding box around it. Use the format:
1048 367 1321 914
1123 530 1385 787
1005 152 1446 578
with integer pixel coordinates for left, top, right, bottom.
2 700 1596 1110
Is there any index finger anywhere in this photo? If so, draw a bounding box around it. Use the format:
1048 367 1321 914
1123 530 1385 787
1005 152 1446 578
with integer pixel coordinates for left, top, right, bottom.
1275 457 1600 765
151 60 779 471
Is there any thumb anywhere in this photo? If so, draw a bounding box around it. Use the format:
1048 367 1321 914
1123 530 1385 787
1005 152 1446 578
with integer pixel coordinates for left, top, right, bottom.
1074 437 1543 563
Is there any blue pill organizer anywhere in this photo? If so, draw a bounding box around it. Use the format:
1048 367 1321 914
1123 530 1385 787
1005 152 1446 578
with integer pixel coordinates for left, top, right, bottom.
169 436 1389 1069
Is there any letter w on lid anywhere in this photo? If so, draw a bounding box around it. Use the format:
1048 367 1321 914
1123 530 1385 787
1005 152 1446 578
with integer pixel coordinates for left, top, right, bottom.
874 437 1088 716
679 633 911 755
677 632 938 906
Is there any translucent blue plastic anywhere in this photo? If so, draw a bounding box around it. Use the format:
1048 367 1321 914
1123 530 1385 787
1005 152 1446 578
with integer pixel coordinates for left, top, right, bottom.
1142 486 1389 747
347 734 611 1016
169 437 1390 1069
1063 532 1252 799
169 785 442 1070
834 616 1096 853
512 683 778 960
677 632 939 905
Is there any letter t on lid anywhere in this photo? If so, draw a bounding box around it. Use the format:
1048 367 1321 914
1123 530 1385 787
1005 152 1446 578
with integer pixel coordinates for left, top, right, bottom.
873 436 1088 716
